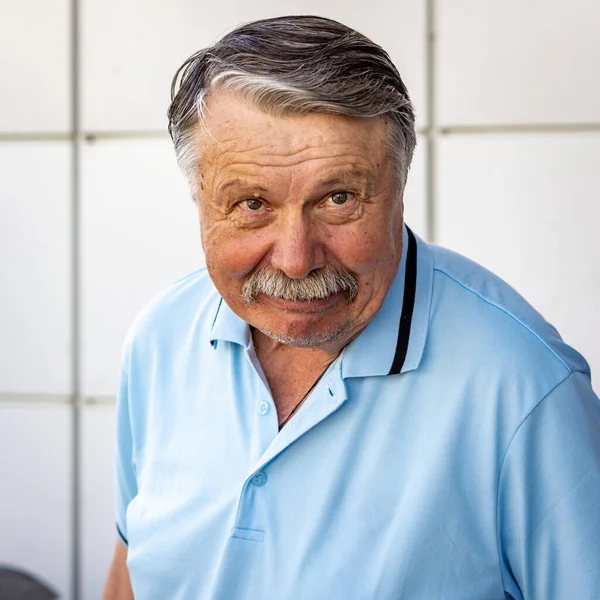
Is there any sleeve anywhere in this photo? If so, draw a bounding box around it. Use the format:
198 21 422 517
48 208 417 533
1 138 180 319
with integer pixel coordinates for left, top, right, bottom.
114 339 138 546
497 371 600 599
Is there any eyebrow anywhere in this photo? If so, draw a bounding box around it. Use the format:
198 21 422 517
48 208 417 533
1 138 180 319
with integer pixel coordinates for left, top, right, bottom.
319 165 374 183
217 169 374 196
319 176 367 187
218 178 269 194
317 170 375 194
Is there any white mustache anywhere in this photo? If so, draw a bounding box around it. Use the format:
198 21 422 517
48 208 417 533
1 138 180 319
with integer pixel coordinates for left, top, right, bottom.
241 264 359 304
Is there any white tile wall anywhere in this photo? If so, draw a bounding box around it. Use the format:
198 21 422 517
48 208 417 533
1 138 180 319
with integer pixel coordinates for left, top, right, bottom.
0 143 72 395
437 0 600 126
0 0 70 132
81 138 201 396
3 4 600 599
436 132 600 385
404 135 427 240
81 404 116 600
0 403 72 599
81 0 426 131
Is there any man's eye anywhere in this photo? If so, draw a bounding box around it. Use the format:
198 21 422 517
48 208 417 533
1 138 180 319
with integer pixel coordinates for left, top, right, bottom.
329 191 354 205
244 198 264 211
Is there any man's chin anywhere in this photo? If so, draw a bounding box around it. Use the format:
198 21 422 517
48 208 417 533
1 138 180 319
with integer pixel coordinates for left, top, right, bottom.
253 319 351 350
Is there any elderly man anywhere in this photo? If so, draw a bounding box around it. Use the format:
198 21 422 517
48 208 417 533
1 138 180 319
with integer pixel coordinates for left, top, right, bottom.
103 15 600 600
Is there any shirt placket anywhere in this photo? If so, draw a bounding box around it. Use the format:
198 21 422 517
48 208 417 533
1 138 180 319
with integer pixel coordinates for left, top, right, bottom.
231 363 348 542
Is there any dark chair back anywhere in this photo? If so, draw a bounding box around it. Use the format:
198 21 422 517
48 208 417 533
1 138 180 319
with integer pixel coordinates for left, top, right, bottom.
0 566 58 600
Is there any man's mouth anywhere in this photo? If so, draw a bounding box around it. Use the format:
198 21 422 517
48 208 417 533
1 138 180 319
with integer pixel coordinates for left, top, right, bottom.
259 291 345 312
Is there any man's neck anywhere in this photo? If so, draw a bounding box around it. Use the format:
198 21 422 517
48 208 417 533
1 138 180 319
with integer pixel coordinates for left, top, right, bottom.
251 328 342 424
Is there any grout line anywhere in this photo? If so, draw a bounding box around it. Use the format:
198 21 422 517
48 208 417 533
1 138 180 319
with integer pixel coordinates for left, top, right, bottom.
2 123 600 144
70 0 81 597
0 130 168 142
0 393 116 405
0 393 74 405
84 396 117 405
82 130 170 141
424 0 438 243
438 122 600 135
0 132 73 142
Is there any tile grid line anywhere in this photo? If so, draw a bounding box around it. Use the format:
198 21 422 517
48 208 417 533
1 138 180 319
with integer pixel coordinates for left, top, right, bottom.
0 394 116 405
425 0 437 243
69 0 82 597
4 123 600 144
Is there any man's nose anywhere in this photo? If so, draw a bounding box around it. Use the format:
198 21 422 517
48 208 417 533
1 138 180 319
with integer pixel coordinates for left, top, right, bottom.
270 214 325 279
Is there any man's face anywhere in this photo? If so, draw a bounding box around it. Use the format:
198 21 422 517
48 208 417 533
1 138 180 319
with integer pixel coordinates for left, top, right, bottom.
195 92 405 352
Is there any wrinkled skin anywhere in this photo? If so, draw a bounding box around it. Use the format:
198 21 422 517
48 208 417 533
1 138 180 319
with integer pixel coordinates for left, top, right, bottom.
195 92 405 356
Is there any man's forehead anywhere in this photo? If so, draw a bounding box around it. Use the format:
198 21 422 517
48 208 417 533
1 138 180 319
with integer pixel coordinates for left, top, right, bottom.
195 92 389 168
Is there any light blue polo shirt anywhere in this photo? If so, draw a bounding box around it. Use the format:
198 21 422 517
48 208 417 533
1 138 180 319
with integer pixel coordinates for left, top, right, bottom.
115 226 600 599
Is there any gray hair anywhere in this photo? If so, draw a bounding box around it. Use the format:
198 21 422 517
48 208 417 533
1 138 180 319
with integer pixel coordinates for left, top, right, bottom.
168 15 416 197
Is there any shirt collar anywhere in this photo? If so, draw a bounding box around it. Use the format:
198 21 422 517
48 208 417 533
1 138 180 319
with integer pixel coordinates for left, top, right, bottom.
340 225 432 378
210 297 250 348
209 224 433 377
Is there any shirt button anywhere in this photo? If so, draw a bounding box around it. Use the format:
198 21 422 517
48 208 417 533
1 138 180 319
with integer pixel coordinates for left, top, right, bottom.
252 471 267 487
257 401 270 416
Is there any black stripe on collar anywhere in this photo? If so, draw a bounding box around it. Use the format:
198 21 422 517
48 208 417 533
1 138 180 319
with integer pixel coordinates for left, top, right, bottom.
388 226 418 375
116 523 128 546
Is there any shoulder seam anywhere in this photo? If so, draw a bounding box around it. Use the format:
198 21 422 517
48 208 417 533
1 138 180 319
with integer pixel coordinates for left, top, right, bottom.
494 370 581 591
433 267 572 373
